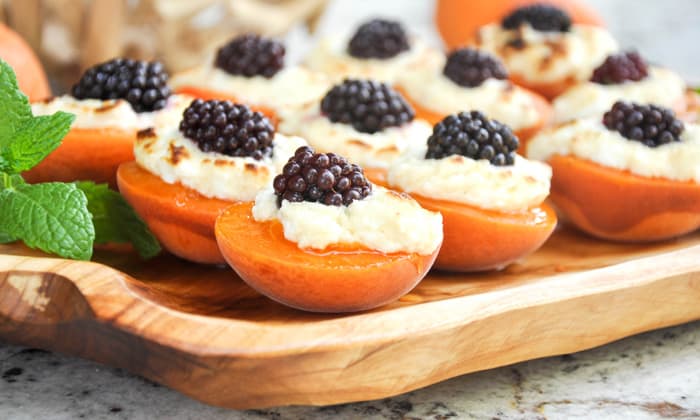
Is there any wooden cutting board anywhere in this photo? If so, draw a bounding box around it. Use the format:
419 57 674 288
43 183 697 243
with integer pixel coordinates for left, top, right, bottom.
1 226 700 409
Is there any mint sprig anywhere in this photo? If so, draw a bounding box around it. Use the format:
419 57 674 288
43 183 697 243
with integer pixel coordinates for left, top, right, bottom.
76 182 160 259
0 58 160 260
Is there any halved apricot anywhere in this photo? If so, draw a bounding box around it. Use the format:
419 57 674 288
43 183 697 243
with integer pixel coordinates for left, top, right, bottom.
548 154 700 242
395 85 551 153
117 161 230 264
215 201 440 312
22 127 135 188
407 193 557 271
175 86 278 126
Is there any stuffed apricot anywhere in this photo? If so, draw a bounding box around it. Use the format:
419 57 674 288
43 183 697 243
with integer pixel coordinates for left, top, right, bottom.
528 101 700 241
118 99 306 263
215 146 442 313
395 47 551 152
171 34 328 125
387 111 556 271
473 4 618 99
25 58 188 187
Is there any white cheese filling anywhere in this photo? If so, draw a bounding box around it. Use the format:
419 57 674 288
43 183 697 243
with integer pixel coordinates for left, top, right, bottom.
134 124 307 202
305 35 427 83
476 24 618 84
279 104 433 169
387 143 552 213
169 65 330 111
31 94 191 131
552 67 687 122
397 49 541 130
253 186 443 255
527 118 700 182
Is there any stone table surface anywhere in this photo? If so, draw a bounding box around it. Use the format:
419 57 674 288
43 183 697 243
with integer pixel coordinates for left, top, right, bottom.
3 0 700 419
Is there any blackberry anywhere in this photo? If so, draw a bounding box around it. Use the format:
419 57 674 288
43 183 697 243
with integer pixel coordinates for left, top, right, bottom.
179 99 274 159
591 51 649 85
426 111 519 166
347 18 410 59
273 146 372 207
502 4 571 32
320 79 414 134
71 58 171 113
443 48 508 88
603 101 684 148
215 34 285 78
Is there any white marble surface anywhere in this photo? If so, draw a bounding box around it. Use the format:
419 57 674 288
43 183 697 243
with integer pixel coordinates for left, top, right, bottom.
2 1 700 419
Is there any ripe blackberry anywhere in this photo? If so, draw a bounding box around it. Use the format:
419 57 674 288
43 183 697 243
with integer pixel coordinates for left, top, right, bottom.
426 111 519 166
71 58 171 113
320 79 414 134
347 18 410 59
273 146 372 207
179 99 274 159
502 4 571 32
591 51 649 85
215 34 285 78
443 48 508 88
603 101 684 148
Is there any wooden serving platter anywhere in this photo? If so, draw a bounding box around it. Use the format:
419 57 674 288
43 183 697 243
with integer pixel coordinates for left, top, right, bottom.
1 226 700 409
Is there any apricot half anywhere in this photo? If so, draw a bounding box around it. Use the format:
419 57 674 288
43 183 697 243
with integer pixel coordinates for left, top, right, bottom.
548 155 700 242
175 86 278 126
395 85 551 153
23 127 135 188
215 202 440 313
117 161 230 264
407 193 557 271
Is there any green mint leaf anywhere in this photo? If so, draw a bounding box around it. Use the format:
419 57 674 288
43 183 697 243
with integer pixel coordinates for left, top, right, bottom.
1 171 25 191
0 59 32 142
0 111 75 174
0 231 16 243
76 182 161 259
0 183 94 260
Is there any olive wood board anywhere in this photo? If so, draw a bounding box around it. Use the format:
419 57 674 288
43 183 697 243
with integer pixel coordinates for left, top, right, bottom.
1 226 700 409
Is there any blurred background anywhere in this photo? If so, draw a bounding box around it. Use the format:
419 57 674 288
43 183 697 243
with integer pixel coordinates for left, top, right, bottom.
0 0 698 92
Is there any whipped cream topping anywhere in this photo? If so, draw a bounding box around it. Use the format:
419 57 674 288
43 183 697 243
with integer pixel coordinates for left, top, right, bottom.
397 49 541 130
31 94 192 131
279 103 433 169
476 24 618 84
387 143 552 213
305 35 427 83
527 118 700 182
253 186 443 255
170 65 330 112
552 67 687 122
134 122 307 202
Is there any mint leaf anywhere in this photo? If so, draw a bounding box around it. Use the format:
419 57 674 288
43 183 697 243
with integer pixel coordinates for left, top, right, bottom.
0 183 94 260
76 182 161 259
0 231 16 243
0 60 32 141
0 112 75 173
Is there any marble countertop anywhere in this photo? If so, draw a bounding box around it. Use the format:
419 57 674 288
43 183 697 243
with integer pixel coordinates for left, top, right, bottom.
2 321 699 419
2 1 700 419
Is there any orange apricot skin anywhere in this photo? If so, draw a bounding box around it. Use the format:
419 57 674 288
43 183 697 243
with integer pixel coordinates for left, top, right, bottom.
409 193 557 272
117 161 230 264
22 127 135 188
175 86 279 126
215 202 440 313
395 85 551 153
548 155 700 242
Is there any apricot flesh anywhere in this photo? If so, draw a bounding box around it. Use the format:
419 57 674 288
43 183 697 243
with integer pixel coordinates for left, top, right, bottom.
117 161 230 264
548 155 700 242
408 193 557 272
23 128 135 188
215 202 440 313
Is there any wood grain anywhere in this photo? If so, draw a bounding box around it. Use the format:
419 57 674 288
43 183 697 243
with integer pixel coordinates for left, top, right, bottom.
1 226 700 409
